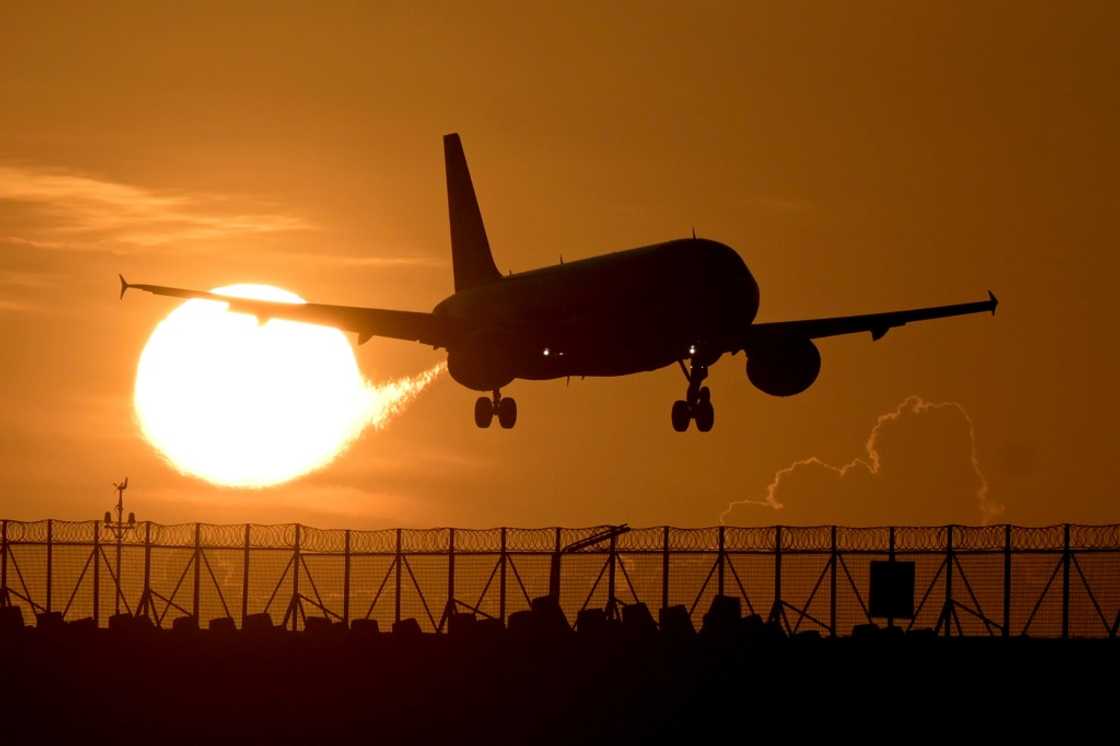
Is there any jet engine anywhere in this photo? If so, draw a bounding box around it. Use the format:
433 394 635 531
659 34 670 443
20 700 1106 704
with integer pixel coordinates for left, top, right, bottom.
447 332 517 391
746 339 821 397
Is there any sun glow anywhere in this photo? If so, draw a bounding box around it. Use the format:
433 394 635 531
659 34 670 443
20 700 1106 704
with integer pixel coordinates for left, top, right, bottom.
133 284 443 487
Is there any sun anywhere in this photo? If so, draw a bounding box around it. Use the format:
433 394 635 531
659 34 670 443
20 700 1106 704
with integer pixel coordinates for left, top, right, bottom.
134 284 383 487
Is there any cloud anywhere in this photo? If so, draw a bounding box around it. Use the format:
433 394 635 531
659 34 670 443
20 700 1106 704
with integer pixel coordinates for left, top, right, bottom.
0 164 313 251
279 251 448 269
722 395 1003 526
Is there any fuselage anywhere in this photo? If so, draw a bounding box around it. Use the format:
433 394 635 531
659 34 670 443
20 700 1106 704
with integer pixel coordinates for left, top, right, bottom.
433 238 759 390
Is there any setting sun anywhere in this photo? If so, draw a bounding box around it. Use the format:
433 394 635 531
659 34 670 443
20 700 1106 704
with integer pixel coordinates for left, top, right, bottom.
133 284 441 487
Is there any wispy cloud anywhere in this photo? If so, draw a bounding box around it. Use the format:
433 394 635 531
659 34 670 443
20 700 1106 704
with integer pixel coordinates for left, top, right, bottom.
0 297 45 314
280 251 447 269
0 164 314 252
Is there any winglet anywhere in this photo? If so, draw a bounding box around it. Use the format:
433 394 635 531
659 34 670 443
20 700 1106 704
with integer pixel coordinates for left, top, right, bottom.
988 290 998 316
118 274 130 300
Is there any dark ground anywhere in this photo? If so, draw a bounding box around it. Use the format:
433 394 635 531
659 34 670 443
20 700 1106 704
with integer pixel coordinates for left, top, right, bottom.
0 607 1114 743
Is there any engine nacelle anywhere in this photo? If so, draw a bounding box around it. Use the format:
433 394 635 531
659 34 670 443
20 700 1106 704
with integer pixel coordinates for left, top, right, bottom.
447 332 516 391
746 339 821 397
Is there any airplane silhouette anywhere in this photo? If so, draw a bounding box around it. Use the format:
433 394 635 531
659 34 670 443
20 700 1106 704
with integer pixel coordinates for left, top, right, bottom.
121 133 997 432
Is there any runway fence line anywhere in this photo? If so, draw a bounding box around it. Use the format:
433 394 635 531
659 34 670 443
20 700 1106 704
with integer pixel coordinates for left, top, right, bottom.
1 521 1118 638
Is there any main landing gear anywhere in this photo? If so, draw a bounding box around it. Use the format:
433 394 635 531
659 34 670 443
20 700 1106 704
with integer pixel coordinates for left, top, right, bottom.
475 390 517 429
671 359 715 432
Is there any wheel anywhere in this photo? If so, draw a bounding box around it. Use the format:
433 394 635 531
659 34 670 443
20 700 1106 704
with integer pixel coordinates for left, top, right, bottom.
497 397 517 429
474 397 493 428
698 386 711 404
694 400 715 432
671 400 691 432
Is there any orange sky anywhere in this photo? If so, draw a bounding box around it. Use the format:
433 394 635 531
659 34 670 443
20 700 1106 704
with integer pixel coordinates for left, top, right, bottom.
1 2 1116 528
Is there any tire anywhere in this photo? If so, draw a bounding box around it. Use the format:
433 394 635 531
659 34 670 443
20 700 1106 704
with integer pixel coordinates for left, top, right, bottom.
671 400 691 432
474 397 493 428
497 397 518 429
694 400 715 432
698 386 711 403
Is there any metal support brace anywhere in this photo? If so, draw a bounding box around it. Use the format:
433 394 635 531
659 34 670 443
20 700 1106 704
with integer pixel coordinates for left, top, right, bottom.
1003 524 1012 638
192 523 201 623
343 529 351 628
499 527 507 624
661 526 670 615
1062 523 1071 639
394 528 402 624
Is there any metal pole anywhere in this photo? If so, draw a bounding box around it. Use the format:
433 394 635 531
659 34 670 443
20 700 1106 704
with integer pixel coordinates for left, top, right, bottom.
943 525 954 637
142 521 152 620
607 530 617 619
1003 524 1012 638
446 528 455 632
1 520 8 606
887 526 896 628
1061 523 1071 640
343 529 351 628
291 524 301 631
661 526 670 614
46 519 53 613
772 525 783 622
498 528 507 624
829 525 837 637
241 524 250 627
93 520 101 626
192 523 201 623
115 522 123 616
717 525 726 597
394 528 402 625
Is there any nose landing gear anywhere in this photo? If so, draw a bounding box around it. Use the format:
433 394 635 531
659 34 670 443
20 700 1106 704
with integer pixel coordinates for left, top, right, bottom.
475 390 517 429
671 359 715 432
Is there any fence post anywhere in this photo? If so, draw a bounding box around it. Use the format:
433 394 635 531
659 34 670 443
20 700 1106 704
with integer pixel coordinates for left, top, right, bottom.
607 530 617 619
114 523 123 617
141 521 152 621
717 525 726 597
192 523 201 624
943 525 954 637
829 525 837 637
46 519 53 613
93 520 100 626
1003 524 1012 638
1061 523 1071 640
394 528 402 625
661 526 670 615
499 527 507 624
291 524 301 631
446 527 455 632
1 520 7 607
887 526 896 628
241 524 250 627
771 525 782 623
343 529 351 628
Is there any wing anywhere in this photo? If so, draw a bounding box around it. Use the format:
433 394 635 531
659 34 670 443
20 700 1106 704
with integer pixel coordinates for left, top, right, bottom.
120 276 453 348
743 291 997 346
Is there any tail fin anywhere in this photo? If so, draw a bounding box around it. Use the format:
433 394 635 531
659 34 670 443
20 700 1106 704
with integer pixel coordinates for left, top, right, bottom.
444 133 501 292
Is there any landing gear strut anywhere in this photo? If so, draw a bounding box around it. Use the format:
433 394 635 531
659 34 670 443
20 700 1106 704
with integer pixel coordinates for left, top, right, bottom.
671 359 715 432
475 390 517 429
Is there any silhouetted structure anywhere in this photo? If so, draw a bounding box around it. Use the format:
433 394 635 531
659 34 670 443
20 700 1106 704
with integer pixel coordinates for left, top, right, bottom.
2 520 1118 639
121 133 998 433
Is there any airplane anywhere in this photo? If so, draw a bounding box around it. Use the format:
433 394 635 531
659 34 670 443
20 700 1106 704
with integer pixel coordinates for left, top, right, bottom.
121 133 997 432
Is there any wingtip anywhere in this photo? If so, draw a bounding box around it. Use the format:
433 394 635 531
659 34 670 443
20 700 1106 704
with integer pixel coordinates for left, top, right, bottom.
988 289 998 315
118 274 129 300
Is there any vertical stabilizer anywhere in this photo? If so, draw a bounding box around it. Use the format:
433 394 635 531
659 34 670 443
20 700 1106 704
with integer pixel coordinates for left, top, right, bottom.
444 133 502 292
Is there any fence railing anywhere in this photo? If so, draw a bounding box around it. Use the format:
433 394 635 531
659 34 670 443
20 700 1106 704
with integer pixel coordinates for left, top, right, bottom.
1 520 1118 638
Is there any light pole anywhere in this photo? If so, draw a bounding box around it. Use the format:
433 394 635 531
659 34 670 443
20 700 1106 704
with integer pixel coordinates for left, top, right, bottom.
103 478 136 616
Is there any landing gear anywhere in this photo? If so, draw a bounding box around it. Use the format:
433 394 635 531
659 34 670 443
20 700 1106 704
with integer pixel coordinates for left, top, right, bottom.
475 390 517 429
671 359 716 432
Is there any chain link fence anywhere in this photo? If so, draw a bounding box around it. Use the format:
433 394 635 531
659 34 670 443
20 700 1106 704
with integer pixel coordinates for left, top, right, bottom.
2 520 1118 637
